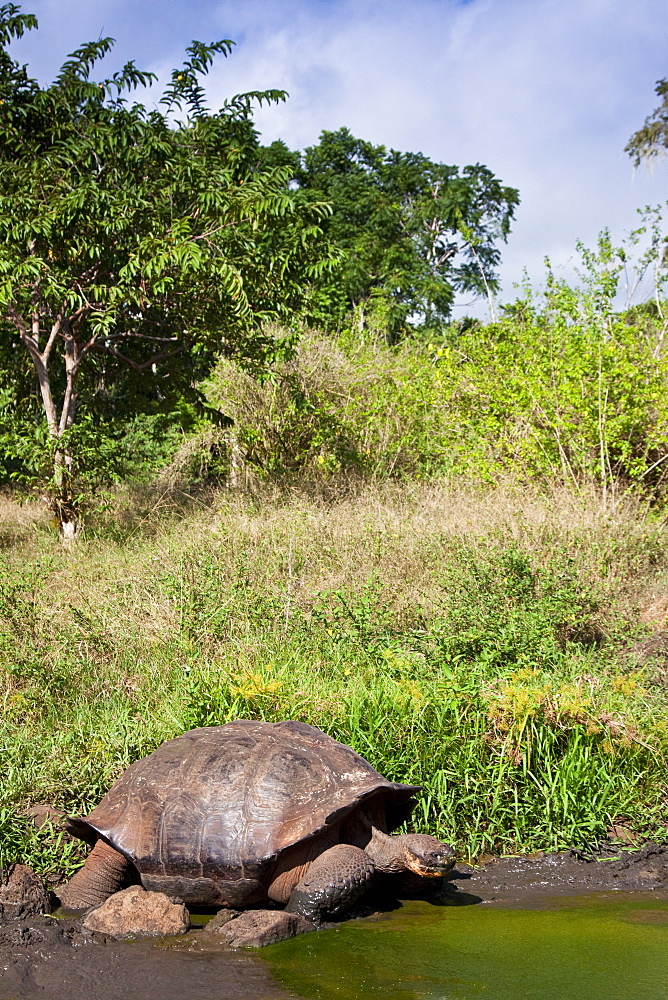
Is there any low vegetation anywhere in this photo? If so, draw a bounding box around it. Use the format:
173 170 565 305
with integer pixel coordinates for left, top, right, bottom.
209 301 668 492
1 479 668 881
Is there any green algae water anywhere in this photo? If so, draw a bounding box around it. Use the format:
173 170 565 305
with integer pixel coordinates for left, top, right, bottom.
261 894 668 1000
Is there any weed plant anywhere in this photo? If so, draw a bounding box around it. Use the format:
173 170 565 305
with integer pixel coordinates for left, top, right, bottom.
1 482 668 883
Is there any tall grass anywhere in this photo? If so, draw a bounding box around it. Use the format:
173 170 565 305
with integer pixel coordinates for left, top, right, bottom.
1 481 667 881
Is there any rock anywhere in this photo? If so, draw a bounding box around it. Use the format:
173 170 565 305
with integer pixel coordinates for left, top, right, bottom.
220 909 313 948
81 885 189 939
0 914 82 948
0 865 50 921
201 908 241 933
25 803 66 830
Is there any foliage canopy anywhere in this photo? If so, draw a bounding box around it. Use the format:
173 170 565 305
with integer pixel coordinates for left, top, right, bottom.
0 4 334 534
271 127 519 336
626 77 668 167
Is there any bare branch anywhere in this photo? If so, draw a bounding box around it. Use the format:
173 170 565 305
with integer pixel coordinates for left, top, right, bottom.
76 330 104 359
5 304 28 336
58 327 79 435
101 343 186 371
192 216 251 240
75 263 102 286
6 304 60 438
8 308 42 365
103 331 182 343
58 380 76 435
69 303 93 322
31 310 40 349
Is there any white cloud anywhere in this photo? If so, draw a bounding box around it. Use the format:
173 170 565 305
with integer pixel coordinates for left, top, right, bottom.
9 0 668 314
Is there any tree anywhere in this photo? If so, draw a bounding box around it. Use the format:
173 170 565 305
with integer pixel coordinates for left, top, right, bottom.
626 78 668 166
0 5 334 539
278 128 519 336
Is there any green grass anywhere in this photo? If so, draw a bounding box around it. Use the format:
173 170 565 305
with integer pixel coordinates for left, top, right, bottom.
1 481 668 884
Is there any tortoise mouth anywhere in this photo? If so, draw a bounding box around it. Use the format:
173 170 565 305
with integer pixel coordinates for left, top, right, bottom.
406 857 456 877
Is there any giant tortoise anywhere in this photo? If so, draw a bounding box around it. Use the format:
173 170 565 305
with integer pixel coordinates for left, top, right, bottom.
59 720 455 925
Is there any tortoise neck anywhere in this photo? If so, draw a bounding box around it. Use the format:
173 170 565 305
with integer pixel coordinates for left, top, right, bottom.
365 827 407 873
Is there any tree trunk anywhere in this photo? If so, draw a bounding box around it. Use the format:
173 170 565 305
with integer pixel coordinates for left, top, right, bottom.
53 330 81 544
16 311 82 543
52 449 80 545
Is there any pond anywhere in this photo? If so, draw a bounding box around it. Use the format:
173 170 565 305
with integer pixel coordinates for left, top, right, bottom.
5 892 668 1000
261 893 668 1000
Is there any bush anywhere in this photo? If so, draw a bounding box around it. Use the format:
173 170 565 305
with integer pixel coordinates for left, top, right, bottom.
202 224 668 497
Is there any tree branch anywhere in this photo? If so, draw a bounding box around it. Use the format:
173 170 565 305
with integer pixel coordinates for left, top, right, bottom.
101 343 186 371
5 304 28 337
104 331 182 343
42 305 68 365
58 324 79 435
5 305 60 437
192 215 252 240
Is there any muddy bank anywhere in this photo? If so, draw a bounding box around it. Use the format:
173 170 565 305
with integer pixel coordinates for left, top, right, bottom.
449 842 668 904
2 845 668 1000
0 914 297 1000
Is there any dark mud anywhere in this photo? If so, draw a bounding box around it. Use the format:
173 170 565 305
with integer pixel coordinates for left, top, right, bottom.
2 845 668 1000
0 915 297 1000
449 841 668 905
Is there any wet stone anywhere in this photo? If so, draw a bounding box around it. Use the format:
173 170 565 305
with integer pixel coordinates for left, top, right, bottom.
0 864 50 921
221 909 314 948
201 907 241 932
0 914 83 948
81 885 189 939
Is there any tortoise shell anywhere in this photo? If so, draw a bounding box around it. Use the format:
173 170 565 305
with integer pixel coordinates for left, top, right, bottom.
68 720 420 906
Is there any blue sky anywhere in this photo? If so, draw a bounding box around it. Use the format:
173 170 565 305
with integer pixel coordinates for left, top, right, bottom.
10 0 668 315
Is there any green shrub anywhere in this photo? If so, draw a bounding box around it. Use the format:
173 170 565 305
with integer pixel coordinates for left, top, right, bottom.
202 225 668 497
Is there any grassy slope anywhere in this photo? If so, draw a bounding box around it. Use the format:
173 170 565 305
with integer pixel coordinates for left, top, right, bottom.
1 481 668 882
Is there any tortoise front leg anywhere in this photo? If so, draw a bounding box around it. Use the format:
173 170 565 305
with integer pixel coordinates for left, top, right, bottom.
58 838 132 909
284 844 375 925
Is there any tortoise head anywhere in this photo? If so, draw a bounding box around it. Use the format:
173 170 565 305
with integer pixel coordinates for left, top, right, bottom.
398 834 456 877
366 829 456 876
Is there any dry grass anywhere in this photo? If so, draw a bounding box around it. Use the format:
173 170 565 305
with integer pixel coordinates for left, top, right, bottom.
117 478 663 625
0 493 52 547
1 478 664 632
